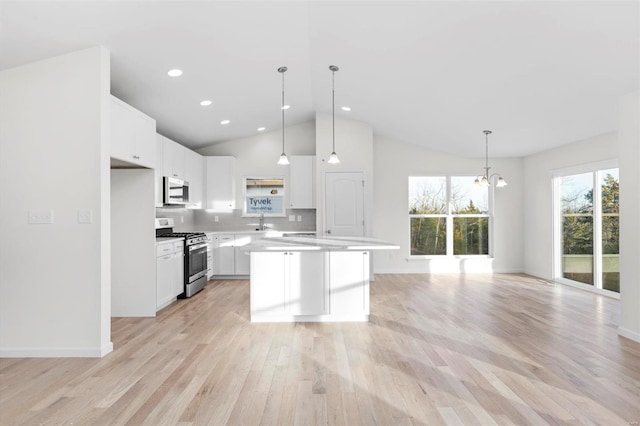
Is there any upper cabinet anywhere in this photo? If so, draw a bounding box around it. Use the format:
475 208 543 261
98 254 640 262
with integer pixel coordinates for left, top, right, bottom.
205 156 236 211
156 134 203 209
110 96 156 169
289 155 315 209
184 149 204 209
162 136 185 180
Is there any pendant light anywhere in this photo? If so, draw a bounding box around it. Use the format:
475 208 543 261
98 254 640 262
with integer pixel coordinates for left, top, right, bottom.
328 65 340 164
474 130 507 188
277 66 290 165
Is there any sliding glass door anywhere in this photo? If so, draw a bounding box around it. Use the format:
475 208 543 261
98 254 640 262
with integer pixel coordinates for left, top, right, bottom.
556 167 619 294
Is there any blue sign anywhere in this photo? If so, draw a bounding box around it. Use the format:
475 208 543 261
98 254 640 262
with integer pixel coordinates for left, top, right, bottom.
246 196 284 214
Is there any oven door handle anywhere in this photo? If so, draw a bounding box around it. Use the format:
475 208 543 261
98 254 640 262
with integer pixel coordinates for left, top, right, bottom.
189 242 209 252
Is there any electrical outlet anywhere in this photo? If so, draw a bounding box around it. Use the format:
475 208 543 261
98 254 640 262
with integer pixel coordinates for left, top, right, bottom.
180 216 184 223
214 216 219 222
297 215 302 222
28 210 54 224
289 215 296 222
77 208 93 224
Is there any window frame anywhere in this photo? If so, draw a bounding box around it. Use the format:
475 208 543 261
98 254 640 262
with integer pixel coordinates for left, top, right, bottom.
552 160 620 298
409 175 493 258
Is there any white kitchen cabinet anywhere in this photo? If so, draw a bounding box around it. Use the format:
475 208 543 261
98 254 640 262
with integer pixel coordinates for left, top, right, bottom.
210 233 263 276
156 240 184 311
289 155 315 209
205 232 214 279
250 251 327 320
162 136 185 180
250 252 287 317
110 95 156 169
205 156 236 211
288 251 326 315
211 234 235 275
329 251 369 316
154 135 164 207
184 149 204 208
233 234 255 275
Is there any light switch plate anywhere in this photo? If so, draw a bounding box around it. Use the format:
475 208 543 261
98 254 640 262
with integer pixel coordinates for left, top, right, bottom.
289 215 296 222
28 210 54 224
214 216 219 222
78 209 93 224
297 215 302 222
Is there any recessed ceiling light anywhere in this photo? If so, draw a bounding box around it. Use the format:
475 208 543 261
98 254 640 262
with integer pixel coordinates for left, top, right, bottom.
220 120 230 125
341 106 351 112
257 127 266 132
281 105 290 110
200 100 212 106
167 69 183 77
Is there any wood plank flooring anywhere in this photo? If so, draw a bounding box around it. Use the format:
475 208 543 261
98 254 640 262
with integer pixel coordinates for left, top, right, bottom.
1 273 639 425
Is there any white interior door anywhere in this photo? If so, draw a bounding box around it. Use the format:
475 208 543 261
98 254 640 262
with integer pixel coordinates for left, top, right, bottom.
325 172 364 237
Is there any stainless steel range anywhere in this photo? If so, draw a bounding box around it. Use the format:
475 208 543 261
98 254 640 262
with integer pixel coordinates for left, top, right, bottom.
155 218 208 298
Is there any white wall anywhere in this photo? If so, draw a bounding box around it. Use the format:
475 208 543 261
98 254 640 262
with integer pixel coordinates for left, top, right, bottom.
523 133 617 280
618 91 640 343
372 135 524 273
314 112 374 236
111 169 156 317
0 47 112 357
197 121 315 209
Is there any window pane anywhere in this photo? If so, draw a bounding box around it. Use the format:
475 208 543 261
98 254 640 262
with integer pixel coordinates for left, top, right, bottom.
451 176 488 214
411 217 446 255
560 173 593 285
409 177 447 214
601 169 619 292
453 217 489 255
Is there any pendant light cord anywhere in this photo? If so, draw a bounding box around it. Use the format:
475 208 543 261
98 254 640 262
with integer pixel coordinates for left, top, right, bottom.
332 68 335 153
281 70 285 153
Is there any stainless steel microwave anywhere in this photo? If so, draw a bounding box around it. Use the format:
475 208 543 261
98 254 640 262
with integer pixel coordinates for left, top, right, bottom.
163 176 189 205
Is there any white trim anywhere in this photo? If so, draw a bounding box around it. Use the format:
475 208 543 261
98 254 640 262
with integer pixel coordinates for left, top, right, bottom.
0 342 113 358
373 268 525 274
618 327 640 343
551 158 618 178
555 277 620 299
251 314 368 323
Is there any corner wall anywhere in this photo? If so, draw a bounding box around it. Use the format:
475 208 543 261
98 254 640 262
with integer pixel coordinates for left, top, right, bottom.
522 133 618 280
197 121 315 210
618 91 640 343
314 112 374 237
0 47 112 357
372 135 524 273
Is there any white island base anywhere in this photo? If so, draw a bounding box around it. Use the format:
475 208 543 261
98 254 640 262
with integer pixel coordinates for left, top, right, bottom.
247 236 398 323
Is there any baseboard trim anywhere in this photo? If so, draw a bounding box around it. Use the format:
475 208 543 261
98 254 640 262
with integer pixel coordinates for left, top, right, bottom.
618 327 640 343
373 269 525 274
0 342 113 358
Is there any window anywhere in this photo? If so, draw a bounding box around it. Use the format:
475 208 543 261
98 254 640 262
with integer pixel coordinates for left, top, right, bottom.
409 176 489 256
556 167 619 293
243 177 286 216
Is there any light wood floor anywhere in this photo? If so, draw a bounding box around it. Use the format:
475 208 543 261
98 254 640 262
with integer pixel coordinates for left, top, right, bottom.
1 274 639 425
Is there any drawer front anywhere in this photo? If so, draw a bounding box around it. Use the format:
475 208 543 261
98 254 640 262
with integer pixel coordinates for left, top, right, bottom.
156 243 174 257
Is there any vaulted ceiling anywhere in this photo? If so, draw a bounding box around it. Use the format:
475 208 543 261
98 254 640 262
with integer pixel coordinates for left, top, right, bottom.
1 1 637 157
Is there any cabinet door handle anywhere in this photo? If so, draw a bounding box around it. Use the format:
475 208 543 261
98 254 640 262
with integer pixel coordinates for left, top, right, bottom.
133 155 140 160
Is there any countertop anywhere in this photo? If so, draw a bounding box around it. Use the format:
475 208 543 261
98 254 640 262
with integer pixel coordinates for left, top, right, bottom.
240 235 400 252
197 230 316 236
155 237 184 245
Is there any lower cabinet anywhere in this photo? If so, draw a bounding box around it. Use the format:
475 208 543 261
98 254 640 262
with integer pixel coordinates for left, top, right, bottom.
212 233 263 276
156 240 184 311
329 251 370 317
206 232 214 279
211 234 235 275
250 251 328 320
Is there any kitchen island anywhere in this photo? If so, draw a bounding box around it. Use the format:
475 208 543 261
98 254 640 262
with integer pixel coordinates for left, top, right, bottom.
242 236 399 322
